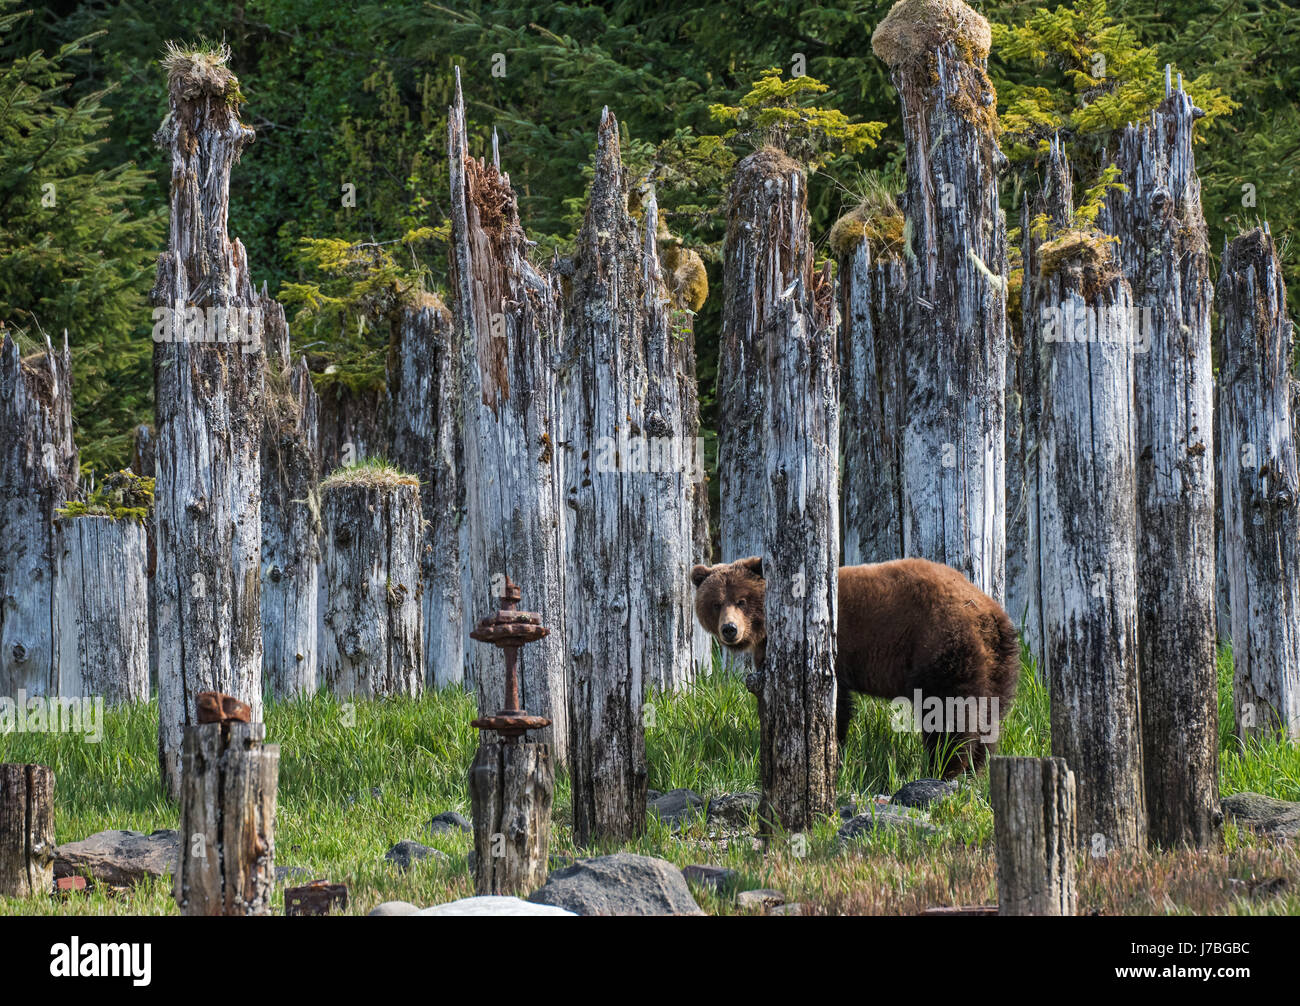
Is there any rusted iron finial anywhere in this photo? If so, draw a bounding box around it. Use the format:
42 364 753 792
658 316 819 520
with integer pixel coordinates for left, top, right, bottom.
469 574 551 740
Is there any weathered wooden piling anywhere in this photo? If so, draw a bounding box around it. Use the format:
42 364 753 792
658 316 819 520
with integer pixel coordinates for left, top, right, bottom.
261 299 321 698
872 0 1007 599
990 756 1077 916
318 468 423 698
0 764 55 898
174 693 278 916
1105 82 1220 849
1030 143 1145 853
447 71 569 762
759 279 839 836
1217 226 1300 740
0 333 78 696
388 294 466 689
150 46 264 798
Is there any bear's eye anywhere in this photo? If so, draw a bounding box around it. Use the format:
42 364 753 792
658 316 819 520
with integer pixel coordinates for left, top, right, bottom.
736 599 746 609
712 602 721 611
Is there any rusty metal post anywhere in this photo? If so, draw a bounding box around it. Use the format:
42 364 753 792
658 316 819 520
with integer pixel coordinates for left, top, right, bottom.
468 576 554 895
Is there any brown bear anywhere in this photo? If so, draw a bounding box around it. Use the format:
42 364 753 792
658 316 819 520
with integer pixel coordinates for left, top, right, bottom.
690 556 1021 777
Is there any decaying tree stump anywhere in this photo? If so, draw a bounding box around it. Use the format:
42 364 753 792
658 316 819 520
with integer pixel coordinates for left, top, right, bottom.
316 384 387 478
448 71 568 762
759 280 839 836
130 423 159 689
718 147 814 564
53 515 149 702
174 710 278 916
1031 143 1145 853
1006 201 1039 648
389 295 466 689
990 756 1077 916
0 333 78 696
872 0 1007 599
319 473 423 698
150 48 264 798
261 300 321 698
1218 226 1300 740
837 223 907 566
468 741 553 896
0 763 55 898
1105 82 1220 849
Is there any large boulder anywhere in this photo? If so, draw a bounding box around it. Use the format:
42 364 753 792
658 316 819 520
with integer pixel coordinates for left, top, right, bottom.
1222 793 1300 839
418 896 575 917
54 829 179 886
528 853 704 916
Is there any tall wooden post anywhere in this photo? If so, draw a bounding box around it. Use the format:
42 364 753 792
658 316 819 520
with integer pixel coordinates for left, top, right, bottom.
760 279 839 835
990 756 1077 916
447 71 568 762
872 0 1007 600
261 299 321 698
174 695 278 916
1218 226 1300 740
0 764 55 898
319 473 423 698
150 47 264 798
389 294 466 689
1031 143 1145 853
718 148 813 564
1104 82 1220 849
0 333 78 696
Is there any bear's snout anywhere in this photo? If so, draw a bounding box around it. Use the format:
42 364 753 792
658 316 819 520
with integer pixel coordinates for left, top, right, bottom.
720 621 739 643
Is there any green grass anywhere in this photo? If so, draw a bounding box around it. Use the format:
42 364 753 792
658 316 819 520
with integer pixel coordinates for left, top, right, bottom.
1 642 1297 915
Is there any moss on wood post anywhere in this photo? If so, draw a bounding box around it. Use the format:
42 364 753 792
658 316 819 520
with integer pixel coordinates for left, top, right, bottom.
1217 227 1300 741
1030 142 1145 854
0 334 78 696
872 0 1007 600
448 71 568 762
389 294 466 689
150 46 265 798
261 301 321 698
1105 83 1220 849
319 468 423 698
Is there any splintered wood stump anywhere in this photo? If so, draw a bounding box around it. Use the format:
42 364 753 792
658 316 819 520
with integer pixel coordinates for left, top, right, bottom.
1105 84 1220 849
174 720 278 916
53 516 149 702
0 333 78 696
1031 143 1145 853
990 757 1077 916
261 303 321 698
873 0 1008 600
0 764 55 897
319 479 423 698
760 280 839 836
389 296 466 690
1218 227 1300 739
468 741 553 896
447 72 569 762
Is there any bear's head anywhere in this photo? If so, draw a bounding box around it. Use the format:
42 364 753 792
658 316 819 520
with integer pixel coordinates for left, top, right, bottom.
690 557 766 653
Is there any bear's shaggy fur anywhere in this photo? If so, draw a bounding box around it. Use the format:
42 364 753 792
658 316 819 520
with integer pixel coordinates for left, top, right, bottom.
690 556 1021 777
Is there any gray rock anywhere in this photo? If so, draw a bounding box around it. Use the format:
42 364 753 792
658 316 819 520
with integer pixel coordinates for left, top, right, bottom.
275 865 311 884
648 788 705 829
1222 793 1300 838
706 791 760 830
681 864 739 892
54 829 179 886
384 840 448 869
838 805 937 846
647 789 662 801
891 778 959 809
735 888 786 910
527 853 704 916
427 811 472 835
418 896 575 916
369 900 421 916
769 902 804 916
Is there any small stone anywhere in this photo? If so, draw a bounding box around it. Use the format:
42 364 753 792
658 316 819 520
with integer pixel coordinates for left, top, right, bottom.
418 896 575 916
275 865 311 884
768 902 804 916
384 840 448 869
528 853 704 916
706 791 761 830
681 865 739 892
1221 793 1300 839
891 778 959 809
427 811 472 835
648 788 705 829
369 900 420 916
735 888 786 910
838 805 937 846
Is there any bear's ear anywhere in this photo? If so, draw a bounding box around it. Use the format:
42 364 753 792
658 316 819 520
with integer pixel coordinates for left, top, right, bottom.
690 564 712 588
738 556 764 579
